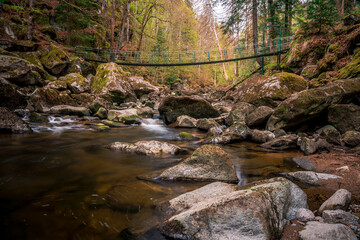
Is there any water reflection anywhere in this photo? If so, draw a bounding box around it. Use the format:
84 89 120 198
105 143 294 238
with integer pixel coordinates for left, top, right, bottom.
0 118 302 239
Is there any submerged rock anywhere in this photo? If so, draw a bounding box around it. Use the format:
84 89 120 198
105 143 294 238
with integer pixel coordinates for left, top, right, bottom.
109 140 181 156
159 177 308 240
159 145 237 182
299 221 356 240
158 96 219 124
266 79 360 131
0 107 31 133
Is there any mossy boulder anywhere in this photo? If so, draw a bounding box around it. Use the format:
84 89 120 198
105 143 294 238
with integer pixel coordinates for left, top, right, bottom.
29 87 76 112
50 105 90 117
233 72 308 108
94 107 107 119
158 96 220 124
337 50 360 79
58 73 90 94
40 44 69 75
225 102 256 126
92 63 137 104
0 78 27 110
107 109 141 124
0 55 45 86
196 118 221 131
66 56 95 76
328 104 360 134
266 79 360 131
342 131 360 147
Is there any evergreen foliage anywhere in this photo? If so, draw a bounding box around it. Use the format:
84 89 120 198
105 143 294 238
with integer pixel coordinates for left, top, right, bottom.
305 0 338 32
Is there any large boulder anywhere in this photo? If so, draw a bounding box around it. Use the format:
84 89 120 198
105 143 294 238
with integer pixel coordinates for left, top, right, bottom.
29 87 76 112
109 140 181 156
233 72 307 108
128 76 158 98
0 78 27 110
159 145 238 182
40 44 69 75
299 221 356 240
245 105 274 128
158 96 219 124
328 104 360 134
323 209 360 225
225 102 255 126
266 79 360 131
92 63 137 104
0 107 31 133
0 55 45 86
337 50 360 79
159 177 308 240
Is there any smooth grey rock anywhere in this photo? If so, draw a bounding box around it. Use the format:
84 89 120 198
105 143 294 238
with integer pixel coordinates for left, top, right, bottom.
299 221 357 240
174 115 197 128
287 171 341 186
109 140 181 156
260 134 298 150
319 189 352 214
323 209 360 225
292 158 317 171
159 145 238 182
245 105 274 128
159 177 308 240
297 208 315 222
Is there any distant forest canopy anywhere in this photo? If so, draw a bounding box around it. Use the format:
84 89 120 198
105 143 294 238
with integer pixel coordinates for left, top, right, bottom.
1 0 359 87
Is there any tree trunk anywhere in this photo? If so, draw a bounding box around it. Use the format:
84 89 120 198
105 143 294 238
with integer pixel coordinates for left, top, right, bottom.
27 0 34 41
341 0 345 16
111 0 115 49
133 0 138 42
252 0 261 65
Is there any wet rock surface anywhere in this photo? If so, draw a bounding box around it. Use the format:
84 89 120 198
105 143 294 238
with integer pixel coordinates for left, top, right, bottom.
0 107 32 133
109 140 181 156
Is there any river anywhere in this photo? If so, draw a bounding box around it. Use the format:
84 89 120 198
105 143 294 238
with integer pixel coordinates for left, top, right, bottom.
0 116 301 239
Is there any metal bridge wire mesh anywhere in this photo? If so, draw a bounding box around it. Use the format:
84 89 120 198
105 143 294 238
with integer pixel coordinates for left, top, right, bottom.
75 36 293 66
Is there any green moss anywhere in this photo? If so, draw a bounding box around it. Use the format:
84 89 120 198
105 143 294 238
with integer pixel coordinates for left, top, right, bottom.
92 64 110 92
179 132 194 141
121 115 141 125
40 44 69 69
95 124 111 132
337 51 360 79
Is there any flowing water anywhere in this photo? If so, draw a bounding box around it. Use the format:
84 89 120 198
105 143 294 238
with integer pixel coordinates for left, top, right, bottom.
0 116 302 240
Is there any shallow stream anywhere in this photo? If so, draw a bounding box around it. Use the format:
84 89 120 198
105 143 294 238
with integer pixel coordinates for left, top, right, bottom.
0 116 302 239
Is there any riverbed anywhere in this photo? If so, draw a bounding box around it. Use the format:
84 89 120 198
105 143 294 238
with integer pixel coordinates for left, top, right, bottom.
0 116 302 239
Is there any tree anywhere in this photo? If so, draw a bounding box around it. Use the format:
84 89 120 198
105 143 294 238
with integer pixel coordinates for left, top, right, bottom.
27 0 34 41
306 0 338 33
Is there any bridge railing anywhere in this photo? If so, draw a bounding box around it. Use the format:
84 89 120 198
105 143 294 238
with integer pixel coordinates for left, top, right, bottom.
74 36 293 65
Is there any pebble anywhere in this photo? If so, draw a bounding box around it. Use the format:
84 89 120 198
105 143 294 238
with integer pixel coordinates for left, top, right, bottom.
336 166 350 173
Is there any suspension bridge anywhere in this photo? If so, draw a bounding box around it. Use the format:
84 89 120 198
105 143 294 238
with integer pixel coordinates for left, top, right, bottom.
75 36 293 73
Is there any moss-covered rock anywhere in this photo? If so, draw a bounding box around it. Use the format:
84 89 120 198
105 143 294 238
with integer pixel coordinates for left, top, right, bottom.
266 79 360 131
158 96 220 124
342 131 360 147
66 56 95 76
337 51 360 79
95 124 111 132
94 107 107 119
92 63 136 104
233 72 307 108
40 44 69 75
0 55 46 86
29 112 48 123
18 51 57 81
196 118 221 131
107 109 141 124
50 105 90 117
59 73 90 94
29 87 77 112
179 132 196 141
